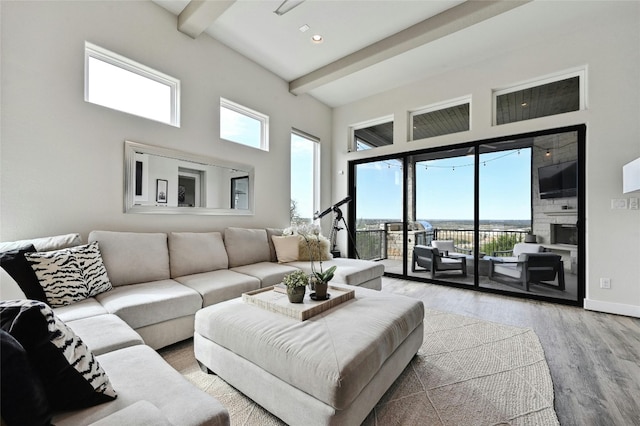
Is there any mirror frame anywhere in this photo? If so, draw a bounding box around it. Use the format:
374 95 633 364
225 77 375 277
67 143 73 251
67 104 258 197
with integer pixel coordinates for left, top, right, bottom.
124 140 254 215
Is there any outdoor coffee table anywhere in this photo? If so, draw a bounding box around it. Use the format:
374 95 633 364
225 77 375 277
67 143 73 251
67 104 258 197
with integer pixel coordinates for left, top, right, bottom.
194 284 424 426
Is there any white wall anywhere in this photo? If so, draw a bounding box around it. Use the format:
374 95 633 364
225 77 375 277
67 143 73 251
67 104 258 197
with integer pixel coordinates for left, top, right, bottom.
332 2 640 316
0 1 332 241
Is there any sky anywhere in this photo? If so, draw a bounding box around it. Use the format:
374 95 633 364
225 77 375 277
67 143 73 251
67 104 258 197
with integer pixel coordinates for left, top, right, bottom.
290 133 315 219
356 148 532 221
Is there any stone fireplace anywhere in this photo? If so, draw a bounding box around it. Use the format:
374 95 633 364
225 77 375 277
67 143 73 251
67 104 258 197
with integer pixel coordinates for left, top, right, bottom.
550 224 578 245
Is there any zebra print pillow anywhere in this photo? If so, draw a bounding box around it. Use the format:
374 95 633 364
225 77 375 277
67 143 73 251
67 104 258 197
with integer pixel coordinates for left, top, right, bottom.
25 249 88 307
70 242 112 297
0 299 117 409
24 242 112 307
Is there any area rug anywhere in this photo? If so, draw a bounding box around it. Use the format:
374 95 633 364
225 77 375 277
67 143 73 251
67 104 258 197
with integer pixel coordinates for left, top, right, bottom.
159 308 559 425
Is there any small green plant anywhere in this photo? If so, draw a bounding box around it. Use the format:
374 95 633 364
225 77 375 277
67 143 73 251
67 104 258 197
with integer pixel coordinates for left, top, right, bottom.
283 270 308 289
313 265 337 284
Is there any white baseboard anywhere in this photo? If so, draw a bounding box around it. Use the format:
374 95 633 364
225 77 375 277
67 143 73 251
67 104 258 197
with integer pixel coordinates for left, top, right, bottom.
584 298 640 318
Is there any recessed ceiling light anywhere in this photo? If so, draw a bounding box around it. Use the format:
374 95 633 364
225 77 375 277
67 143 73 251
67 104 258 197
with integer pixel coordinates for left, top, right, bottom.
521 102 528 107
299 24 310 33
311 34 323 43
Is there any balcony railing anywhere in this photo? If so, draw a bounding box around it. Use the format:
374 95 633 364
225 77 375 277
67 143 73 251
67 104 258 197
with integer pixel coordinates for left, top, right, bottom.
355 228 530 260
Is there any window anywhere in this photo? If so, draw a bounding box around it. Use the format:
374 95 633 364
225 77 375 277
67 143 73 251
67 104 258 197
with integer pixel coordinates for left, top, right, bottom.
84 42 180 126
493 70 585 125
290 130 319 223
409 97 471 141
351 116 394 151
220 98 269 151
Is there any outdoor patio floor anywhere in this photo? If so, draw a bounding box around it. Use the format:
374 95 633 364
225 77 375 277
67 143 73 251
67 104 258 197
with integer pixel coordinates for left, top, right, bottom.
380 258 579 302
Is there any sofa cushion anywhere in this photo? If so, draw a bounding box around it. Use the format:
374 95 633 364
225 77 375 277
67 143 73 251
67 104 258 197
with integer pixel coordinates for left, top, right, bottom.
88 401 172 426
88 231 170 287
54 297 109 322
224 228 271 267
175 269 260 307
0 329 52 426
231 262 299 287
0 244 48 303
0 300 117 410
95 279 202 329
168 232 228 278
66 314 144 356
0 233 82 253
271 235 299 263
266 228 283 262
25 249 89 307
51 345 229 426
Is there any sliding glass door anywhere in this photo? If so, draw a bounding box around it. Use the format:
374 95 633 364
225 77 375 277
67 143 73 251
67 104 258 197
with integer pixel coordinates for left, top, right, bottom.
348 125 584 306
409 148 475 286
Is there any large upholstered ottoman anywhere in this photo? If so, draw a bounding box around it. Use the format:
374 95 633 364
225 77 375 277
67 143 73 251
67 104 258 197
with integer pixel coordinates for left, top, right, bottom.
194 285 424 426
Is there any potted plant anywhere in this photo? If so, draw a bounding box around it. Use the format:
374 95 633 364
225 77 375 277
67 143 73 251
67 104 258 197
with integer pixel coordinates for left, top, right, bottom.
310 265 336 300
282 270 308 303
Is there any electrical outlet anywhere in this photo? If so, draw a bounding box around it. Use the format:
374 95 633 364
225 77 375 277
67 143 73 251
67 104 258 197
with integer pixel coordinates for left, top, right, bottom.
611 199 628 209
600 278 611 289
629 197 639 210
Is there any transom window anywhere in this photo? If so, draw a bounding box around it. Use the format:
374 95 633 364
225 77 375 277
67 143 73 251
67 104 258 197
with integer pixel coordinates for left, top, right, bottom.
493 70 585 125
351 116 394 151
84 42 180 127
220 98 269 151
409 97 471 141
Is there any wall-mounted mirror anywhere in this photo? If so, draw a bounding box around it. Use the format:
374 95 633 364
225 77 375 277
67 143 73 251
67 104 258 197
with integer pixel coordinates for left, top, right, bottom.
124 141 254 215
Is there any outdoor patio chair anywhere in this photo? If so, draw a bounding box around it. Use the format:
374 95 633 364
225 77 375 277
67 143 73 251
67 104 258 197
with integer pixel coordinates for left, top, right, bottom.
432 240 472 256
412 245 467 278
492 242 544 258
488 252 565 292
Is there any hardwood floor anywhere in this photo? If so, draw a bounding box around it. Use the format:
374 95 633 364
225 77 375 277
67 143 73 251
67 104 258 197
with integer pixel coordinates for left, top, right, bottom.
381 276 640 426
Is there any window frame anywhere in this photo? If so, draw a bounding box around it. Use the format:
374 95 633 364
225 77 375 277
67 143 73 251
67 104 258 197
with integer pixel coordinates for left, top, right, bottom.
291 128 320 222
408 96 472 141
84 42 181 127
492 68 586 126
220 98 270 151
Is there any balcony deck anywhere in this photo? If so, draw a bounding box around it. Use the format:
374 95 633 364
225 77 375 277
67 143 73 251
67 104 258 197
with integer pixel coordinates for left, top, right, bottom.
380 258 578 302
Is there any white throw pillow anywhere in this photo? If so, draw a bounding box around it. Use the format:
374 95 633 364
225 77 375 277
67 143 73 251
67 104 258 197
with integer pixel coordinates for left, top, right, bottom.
271 235 299 263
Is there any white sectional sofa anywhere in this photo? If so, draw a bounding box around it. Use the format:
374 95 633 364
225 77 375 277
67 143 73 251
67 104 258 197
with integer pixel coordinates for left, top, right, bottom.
0 227 384 425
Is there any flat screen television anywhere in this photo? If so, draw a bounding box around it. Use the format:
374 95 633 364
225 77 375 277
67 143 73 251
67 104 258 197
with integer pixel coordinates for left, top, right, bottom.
538 160 577 199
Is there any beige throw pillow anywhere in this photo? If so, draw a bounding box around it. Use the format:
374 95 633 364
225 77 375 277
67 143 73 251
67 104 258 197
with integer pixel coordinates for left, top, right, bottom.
271 235 299 263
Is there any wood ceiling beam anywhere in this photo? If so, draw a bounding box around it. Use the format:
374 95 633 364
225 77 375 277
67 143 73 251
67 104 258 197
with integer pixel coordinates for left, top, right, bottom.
289 0 531 95
178 0 236 39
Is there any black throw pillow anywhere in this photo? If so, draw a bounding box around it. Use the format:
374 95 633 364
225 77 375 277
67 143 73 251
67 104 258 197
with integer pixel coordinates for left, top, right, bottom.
0 300 117 410
0 329 52 426
0 245 48 303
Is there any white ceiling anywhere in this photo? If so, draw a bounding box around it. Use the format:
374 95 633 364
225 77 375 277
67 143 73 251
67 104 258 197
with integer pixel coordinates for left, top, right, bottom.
151 0 618 108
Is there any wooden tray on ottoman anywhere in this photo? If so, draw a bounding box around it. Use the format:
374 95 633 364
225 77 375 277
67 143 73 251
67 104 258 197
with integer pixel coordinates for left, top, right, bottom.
242 285 354 321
